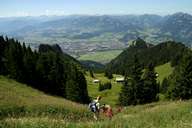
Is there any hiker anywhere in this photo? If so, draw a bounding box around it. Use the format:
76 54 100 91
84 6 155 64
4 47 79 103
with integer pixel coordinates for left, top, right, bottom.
88 96 102 120
100 104 113 119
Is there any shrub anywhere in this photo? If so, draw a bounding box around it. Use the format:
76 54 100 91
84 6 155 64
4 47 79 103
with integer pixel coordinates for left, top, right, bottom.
98 82 112 91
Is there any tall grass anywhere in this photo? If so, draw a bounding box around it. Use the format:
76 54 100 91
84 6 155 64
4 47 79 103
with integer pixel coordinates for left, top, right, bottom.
0 76 92 121
1 101 192 128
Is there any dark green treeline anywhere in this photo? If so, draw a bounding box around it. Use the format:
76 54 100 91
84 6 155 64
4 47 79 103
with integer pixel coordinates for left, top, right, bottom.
0 36 89 104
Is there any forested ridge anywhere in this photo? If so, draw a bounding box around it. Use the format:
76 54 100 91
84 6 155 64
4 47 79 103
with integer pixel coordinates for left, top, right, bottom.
0 36 89 104
106 38 189 75
104 38 192 105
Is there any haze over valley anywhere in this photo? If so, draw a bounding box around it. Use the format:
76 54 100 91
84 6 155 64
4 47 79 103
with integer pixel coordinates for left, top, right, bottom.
1 12 192 62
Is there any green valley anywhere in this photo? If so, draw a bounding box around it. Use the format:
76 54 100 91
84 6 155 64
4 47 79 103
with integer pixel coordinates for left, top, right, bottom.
86 62 174 106
78 50 123 64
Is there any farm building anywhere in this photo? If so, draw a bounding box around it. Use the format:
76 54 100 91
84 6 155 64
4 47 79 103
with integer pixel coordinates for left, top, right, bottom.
115 77 125 82
93 79 100 83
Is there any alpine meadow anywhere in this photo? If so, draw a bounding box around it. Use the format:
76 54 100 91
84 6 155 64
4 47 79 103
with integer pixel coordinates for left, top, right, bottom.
1 0 192 128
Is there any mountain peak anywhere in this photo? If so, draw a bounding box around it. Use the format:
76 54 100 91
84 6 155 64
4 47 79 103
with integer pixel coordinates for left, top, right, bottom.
170 12 192 20
130 38 148 49
172 12 191 17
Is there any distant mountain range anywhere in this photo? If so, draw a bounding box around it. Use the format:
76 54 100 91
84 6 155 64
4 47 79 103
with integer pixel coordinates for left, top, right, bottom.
0 12 192 56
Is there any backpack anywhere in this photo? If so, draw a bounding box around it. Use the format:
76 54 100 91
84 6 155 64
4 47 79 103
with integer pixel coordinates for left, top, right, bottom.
89 101 98 112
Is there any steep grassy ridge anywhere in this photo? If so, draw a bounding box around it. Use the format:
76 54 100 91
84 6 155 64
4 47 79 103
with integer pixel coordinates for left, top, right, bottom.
0 76 92 121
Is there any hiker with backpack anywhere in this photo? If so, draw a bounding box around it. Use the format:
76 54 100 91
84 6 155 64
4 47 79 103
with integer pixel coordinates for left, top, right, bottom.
88 96 102 120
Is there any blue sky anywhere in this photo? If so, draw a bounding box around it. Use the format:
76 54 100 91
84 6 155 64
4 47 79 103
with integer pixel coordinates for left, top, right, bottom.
1 0 192 17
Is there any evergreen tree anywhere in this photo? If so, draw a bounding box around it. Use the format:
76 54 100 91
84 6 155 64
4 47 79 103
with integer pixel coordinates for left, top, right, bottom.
168 51 192 100
0 36 90 104
119 78 137 106
161 77 169 93
119 55 143 105
107 82 112 89
4 41 23 81
65 66 89 103
76 70 90 103
130 55 144 104
98 82 103 91
23 46 37 84
0 36 6 74
142 63 159 103
36 53 51 91
36 51 66 96
89 69 94 78
66 78 81 102
53 53 66 97
105 70 113 79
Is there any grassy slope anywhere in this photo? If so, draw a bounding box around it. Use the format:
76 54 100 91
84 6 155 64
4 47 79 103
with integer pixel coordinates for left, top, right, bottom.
0 76 92 121
1 73 192 127
155 62 174 84
86 62 173 106
78 50 123 64
86 73 123 106
77 101 192 128
2 100 192 128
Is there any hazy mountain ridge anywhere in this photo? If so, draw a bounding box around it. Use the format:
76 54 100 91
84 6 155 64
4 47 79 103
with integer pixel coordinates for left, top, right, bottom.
0 12 192 56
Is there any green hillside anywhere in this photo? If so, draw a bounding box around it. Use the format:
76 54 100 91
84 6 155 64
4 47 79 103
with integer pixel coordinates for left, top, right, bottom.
155 62 174 83
0 36 90 104
0 76 92 121
86 62 173 106
1 75 192 128
106 40 187 75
